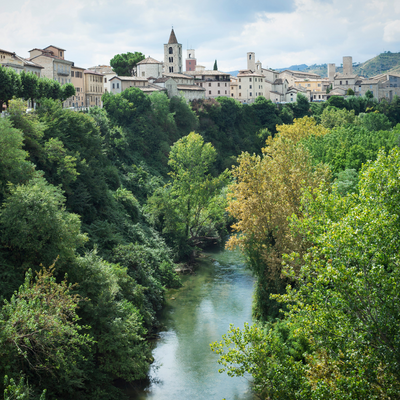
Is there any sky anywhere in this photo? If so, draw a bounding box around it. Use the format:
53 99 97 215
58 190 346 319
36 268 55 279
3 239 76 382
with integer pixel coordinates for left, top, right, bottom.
2 0 400 72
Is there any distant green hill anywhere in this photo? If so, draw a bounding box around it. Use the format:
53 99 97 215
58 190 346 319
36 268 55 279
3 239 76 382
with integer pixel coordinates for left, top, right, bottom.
302 52 400 78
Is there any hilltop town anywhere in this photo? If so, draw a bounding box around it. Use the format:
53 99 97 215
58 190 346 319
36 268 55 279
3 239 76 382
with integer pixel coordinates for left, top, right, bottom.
1 28 400 109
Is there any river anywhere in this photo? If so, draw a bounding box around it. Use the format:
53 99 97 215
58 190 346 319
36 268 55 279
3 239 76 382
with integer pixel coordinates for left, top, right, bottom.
127 245 257 400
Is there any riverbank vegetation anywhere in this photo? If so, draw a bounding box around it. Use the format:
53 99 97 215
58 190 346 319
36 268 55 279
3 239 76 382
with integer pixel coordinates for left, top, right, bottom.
212 95 400 399
2 74 400 398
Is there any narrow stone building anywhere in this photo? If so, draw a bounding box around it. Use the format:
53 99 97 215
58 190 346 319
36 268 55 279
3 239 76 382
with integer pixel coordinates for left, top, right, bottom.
164 28 182 74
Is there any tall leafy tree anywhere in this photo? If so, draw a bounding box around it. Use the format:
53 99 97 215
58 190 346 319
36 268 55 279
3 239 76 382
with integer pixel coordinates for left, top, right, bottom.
148 132 229 261
110 52 145 76
0 66 21 110
60 82 76 102
20 70 38 106
226 117 330 319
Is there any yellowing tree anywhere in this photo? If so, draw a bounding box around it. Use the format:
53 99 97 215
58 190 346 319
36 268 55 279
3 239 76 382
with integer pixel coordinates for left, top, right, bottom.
227 117 330 319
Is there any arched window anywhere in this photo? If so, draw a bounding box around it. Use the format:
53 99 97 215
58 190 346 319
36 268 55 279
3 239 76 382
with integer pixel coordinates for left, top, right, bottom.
169 47 173 54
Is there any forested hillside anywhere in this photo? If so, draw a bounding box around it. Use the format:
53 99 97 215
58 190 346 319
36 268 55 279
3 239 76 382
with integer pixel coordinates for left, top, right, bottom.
2 63 400 399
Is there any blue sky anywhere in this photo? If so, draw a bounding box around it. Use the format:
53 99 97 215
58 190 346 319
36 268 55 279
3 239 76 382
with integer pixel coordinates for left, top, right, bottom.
3 0 400 71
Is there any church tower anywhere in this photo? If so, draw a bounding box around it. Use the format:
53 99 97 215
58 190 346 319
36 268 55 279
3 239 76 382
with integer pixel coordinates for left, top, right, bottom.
164 28 182 74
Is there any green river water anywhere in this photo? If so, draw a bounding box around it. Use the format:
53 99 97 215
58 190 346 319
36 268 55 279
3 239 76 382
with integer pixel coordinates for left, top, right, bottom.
128 245 257 400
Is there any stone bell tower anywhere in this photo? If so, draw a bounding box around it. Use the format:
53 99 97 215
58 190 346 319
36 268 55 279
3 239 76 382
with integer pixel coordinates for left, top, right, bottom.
164 28 182 73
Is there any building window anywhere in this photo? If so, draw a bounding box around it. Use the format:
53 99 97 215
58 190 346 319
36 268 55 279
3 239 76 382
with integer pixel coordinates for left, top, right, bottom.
249 78 252 82
239 78 241 82
209 91 211 95
105 78 107 83
112 83 115 89
239 93 241 97
249 85 252 89
250 92 252 96
340 81 342 85
142 72 145 77
169 47 173 54
71 71 74 77
249 54 252 60
117 83 119 89
239 85 241 89
225 83 227 87
189 61 191 64
209 83 211 87
218 83 220 87
318 83 321 87
169 57 173 62
225 90 227 94
169 67 173 73
346 80 348 85
218 90 220 94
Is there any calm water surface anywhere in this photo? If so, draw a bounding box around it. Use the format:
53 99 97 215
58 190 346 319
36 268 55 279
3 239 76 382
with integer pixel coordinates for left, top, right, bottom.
128 246 257 400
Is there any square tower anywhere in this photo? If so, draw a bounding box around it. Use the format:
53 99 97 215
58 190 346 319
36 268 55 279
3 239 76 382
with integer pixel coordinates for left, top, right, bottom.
186 49 196 71
164 29 182 74
343 56 353 76
328 63 335 81
247 52 256 72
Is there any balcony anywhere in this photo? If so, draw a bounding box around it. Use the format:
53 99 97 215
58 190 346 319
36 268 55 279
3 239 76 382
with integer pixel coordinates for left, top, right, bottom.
58 71 69 76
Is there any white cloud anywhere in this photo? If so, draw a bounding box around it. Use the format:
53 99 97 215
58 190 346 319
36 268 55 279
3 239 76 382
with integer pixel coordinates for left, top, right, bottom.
384 20 400 42
2 0 399 71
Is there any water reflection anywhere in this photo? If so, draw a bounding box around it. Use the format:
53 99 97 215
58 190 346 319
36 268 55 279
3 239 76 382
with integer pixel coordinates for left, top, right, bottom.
129 247 256 400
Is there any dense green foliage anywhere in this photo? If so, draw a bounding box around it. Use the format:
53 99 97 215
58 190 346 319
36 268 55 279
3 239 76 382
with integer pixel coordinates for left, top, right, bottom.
214 95 400 399
0 66 75 109
110 52 145 76
0 97 183 398
3 79 400 399
147 132 230 261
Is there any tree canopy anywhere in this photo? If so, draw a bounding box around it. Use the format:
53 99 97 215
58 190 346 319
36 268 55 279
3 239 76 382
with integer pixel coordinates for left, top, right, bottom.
110 52 145 76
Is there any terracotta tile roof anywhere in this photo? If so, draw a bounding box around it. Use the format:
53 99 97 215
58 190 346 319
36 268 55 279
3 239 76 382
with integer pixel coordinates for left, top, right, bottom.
185 70 230 76
177 84 206 91
334 74 359 79
168 28 178 44
153 77 169 83
84 70 104 76
163 72 193 79
15 55 44 68
237 69 264 78
0 48 15 55
44 45 66 51
361 79 380 84
110 75 147 81
286 70 320 76
137 56 162 65
88 65 114 74
140 85 166 92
